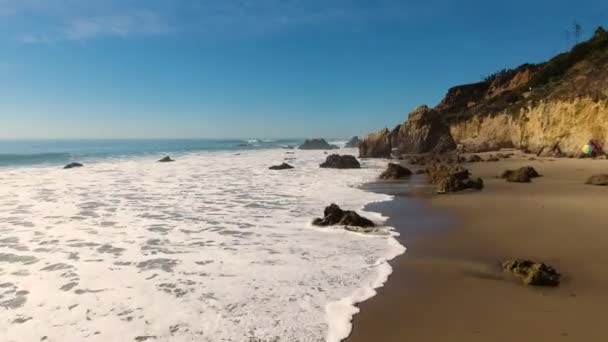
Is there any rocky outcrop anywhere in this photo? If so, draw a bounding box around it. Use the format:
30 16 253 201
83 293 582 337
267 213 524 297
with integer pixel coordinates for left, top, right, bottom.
502 259 561 286
312 204 375 229
269 163 294 170
319 155 361 169
158 156 175 163
391 105 456 155
586 174 608 185
299 139 338 150
427 163 483 193
64 162 84 169
359 128 392 158
379 163 412 180
501 166 541 183
344 136 361 148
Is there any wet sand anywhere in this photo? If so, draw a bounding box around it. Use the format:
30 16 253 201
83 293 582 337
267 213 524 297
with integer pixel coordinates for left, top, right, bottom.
349 152 608 341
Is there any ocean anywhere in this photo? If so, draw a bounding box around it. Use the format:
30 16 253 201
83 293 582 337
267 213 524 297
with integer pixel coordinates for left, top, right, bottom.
0 139 405 342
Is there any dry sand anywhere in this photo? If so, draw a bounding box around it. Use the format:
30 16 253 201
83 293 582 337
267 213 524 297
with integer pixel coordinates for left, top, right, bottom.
348 152 608 342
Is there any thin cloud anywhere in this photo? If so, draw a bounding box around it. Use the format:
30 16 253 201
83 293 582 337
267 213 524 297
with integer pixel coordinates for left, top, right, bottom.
64 10 171 41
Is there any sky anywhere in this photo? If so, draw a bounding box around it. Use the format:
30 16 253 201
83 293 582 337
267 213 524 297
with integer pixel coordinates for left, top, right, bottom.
0 0 607 139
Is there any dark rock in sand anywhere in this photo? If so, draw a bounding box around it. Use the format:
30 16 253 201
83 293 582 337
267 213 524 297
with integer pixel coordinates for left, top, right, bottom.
269 163 294 170
415 169 427 175
379 163 412 180
64 162 84 169
299 139 339 150
501 166 540 183
358 128 392 158
345 136 361 148
320 155 361 169
427 163 484 194
486 155 500 162
586 174 608 186
466 154 483 163
496 153 512 159
158 156 175 163
502 259 561 286
312 204 375 229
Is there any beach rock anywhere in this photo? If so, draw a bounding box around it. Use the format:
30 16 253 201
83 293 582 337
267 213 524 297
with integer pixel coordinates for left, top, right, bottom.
158 156 175 163
320 155 361 169
269 163 294 170
359 128 392 158
379 163 412 180
496 153 512 159
312 204 375 229
391 105 456 155
427 163 484 193
486 155 500 162
299 139 338 150
63 162 84 169
502 259 561 286
344 136 361 148
466 154 483 163
501 166 540 183
407 155 428 165
415 169 427 175
586 174 608 186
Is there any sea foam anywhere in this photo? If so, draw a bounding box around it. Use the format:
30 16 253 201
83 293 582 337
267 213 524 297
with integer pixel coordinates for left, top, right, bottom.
0 148 404 341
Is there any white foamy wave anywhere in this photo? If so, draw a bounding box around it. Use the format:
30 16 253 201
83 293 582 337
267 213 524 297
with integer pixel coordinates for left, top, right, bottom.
0 149 404 342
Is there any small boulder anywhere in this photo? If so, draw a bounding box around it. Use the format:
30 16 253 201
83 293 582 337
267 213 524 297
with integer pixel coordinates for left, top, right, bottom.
501 166 540 183
379 163 412 180
320 155 361 169
427 163 484 193
269 163 294 170
64 162 84 169
415 169 427 175
299 139 339 150
158 156 175 163
486 155 500 162
344 136 361 148
586 174 608 186
502 259 561 286
312 204 375 229
466 154 483 163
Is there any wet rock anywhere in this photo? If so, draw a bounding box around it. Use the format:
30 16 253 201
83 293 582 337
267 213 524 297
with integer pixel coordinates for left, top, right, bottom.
158 156 175 163
501 166 541 183
379 163 412 180
299 139 339 150
502 259 561 286
312 204 375 228
344 136 361 148
269 163 294 170
427 163 484 193
319 155 361 169
586 174 608 186
64 162 84 169
359 128 392 158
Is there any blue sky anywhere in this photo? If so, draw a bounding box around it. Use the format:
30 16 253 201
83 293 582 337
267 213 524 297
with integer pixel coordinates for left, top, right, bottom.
0 0 607 139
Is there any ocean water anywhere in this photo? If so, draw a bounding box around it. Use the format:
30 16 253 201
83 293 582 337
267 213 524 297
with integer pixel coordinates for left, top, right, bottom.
0 140 405 342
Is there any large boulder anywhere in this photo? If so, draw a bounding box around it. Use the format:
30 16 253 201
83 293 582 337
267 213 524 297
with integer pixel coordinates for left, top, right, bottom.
269 163 294 170
299 139 338 150
359 128 392 158
392 105 457 155
427 163 484 193
379 163 412 180
64 162 84 169
320 155 361 169
586 174 608 186
502 259 561 286
312 204 375 229
501 166 540 183
158 156 175 163
344 136 361 148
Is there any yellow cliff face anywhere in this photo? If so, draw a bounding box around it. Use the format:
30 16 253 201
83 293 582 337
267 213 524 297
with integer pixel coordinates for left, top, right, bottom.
450 97 608 155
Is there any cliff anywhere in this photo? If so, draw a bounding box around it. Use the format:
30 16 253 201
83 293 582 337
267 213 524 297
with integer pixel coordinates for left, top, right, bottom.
361 26 608 158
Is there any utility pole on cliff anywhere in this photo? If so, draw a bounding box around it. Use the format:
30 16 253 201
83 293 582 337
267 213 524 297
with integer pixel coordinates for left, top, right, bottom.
574 21 582 45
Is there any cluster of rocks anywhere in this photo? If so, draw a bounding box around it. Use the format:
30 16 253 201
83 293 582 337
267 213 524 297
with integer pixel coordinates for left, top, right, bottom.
312 204 376 233
426 163 484 194
459 152 513 163
501 166 541 183
379 163 412 180
299 139 339 150
502 259 561 286
320 155 361 169
586 174 608 186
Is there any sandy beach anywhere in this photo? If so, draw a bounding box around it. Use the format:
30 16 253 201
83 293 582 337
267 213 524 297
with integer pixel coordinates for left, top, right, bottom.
348 152 608 341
